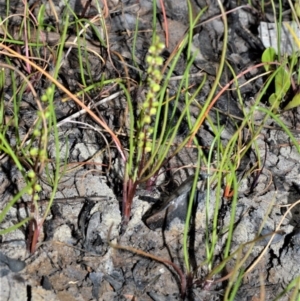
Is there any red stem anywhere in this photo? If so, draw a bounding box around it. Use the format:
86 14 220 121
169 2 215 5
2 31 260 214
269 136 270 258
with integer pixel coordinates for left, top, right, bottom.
30 219 39 253
122 178 138 229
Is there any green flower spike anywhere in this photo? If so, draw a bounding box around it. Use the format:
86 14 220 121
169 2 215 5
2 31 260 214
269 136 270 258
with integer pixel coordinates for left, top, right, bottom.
137 36 165 154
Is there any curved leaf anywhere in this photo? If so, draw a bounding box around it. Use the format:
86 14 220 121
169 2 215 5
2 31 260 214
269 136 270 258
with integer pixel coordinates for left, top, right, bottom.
284 93 300 110
262 47 276 71
275 67 291 96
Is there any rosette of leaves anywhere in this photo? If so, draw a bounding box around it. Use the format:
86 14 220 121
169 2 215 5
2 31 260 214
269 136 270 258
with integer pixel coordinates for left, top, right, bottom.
262 47 291 111
262 21 300 112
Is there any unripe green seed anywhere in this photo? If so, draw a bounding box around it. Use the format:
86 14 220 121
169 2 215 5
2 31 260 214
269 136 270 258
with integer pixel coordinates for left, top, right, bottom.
143 116 151 124
146 55 154 65
147 127 154 134
152 69 162 80
157 42 165 51
152 83 160 92
146 91 154 100
145 141 152 152
147 66 153 74
34 184 42 192
155 57 164 66
46 86 54 98
27 170 36 179
39 149 47 160
143 101 150 109
44 110 51 119
41 94 48 102
148 45 156 54
149 107 157 115
145 146 151 152
30 148 39 156
139 132 145 140
33 129 41 136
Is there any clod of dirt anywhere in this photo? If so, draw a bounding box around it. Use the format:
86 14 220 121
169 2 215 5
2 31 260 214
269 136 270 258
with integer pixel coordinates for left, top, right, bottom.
0 251 26 273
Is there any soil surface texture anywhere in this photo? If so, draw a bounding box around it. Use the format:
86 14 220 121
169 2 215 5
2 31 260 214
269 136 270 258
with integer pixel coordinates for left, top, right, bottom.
0 0 300 300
